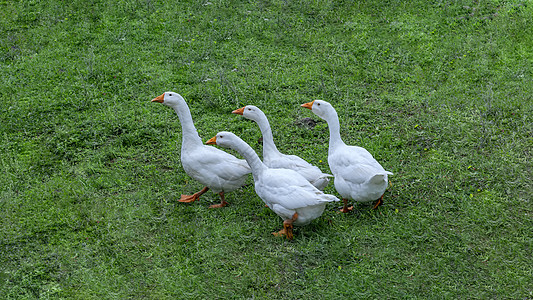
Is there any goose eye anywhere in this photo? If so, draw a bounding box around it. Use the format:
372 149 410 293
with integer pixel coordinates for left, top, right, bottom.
169 93 173 96
248 108 251 111
317 103 320 106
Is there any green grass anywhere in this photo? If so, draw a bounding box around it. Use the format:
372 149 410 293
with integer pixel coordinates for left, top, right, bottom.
1 0 532 298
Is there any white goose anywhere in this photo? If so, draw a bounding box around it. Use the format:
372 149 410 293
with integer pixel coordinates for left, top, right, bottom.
206 132 339 240
232 105 332 190
152 92 251 208
301 100 393 213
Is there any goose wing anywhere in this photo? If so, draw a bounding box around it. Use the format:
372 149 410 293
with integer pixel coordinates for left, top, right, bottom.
256 169 338 210
182 145 251 182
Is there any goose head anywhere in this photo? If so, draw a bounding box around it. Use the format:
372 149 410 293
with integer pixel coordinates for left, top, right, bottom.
232 105 265 122
151 92 185 108
301 100 334 120
206 131 238 149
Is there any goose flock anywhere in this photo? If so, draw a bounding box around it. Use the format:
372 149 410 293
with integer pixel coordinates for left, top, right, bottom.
152 92 393 240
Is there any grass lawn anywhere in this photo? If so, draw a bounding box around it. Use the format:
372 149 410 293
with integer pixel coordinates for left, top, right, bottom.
1 0 532 298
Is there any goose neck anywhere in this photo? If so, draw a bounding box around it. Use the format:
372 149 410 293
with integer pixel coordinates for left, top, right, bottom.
171 103 203 150
229 138 267 179
324 109 345 149
254 114 280 157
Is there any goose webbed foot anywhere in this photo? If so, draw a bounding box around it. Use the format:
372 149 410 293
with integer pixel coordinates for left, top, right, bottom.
272 212 298 240
208 192 228 208
178 186 209 203
340 198 353 213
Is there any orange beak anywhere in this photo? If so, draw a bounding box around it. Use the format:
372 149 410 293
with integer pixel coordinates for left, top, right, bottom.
206 136 217 145
151 93 165 103
301 100 315 110
232 107 245 115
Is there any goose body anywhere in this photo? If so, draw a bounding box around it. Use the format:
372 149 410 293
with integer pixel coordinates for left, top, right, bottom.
233 105 331 190
152 92 251 208
207 132 339 239
301 100 393 212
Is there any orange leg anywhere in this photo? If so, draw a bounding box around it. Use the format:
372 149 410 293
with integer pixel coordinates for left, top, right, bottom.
209 192 229 208
272 213 298 240
372 194 384 210
340 198 354 213
179 186 209 203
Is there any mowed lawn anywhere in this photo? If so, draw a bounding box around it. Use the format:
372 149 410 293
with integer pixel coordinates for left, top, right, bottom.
1 0 532 298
